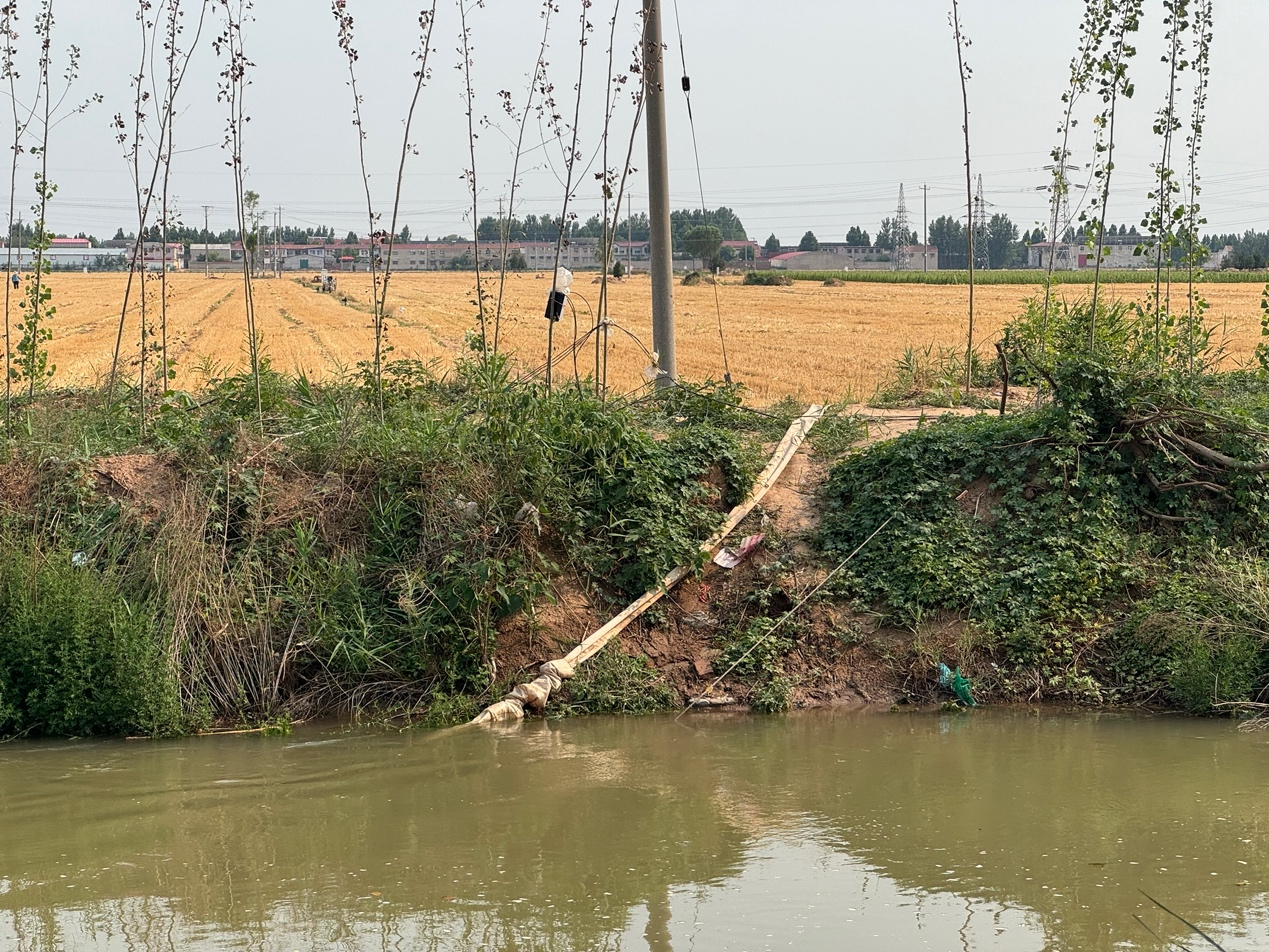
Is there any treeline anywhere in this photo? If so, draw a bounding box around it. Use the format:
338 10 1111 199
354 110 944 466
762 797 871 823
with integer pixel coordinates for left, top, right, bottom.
475 206 748 251
928 215 1156 269
143 224 346 246
1203 230 1269 269
4 224 350 248
929 213 1030 269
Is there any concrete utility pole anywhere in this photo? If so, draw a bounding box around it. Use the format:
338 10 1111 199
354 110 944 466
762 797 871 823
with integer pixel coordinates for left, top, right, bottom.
643 0 676 389
202 205 212 277
921 184 929 272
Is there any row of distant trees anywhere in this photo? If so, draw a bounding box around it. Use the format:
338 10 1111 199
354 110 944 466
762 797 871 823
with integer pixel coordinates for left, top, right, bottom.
767 215 1269 271
474 206 748 249
12 210 1269 272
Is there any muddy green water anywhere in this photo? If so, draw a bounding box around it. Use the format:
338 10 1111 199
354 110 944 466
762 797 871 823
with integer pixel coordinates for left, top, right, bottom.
0 710 1265 951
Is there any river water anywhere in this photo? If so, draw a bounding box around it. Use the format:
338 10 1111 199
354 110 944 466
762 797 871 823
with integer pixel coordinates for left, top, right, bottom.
0 710 1265 951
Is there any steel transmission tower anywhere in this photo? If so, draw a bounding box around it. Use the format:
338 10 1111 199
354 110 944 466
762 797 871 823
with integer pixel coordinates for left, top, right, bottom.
1042 162 1080 270
972 175 990 270
893 184 910 271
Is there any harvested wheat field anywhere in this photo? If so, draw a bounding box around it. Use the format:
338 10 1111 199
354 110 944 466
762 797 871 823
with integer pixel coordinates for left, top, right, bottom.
33 271 1268 402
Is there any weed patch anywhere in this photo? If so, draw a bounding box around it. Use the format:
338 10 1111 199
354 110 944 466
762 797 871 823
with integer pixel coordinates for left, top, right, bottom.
0 543 186 737
557 645 675 716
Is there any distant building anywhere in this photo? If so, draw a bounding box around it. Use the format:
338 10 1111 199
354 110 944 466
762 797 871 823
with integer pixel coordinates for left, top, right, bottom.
1027 237 1233 271
722 239 761 267
135 241 185 271
770 244 938 272
2 243 127 270
191 243 242 272
262 243 335 272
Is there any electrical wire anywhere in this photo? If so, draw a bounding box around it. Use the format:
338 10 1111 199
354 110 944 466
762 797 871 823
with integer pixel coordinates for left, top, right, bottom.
669 0 732 384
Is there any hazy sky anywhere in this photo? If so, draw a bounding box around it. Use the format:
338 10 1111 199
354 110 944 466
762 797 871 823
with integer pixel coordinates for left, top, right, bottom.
10 0 1269 243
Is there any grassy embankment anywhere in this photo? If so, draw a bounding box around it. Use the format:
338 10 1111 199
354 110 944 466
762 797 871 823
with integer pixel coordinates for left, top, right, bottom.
0 354 797 736
817 298 1269 715
1 275 1267 735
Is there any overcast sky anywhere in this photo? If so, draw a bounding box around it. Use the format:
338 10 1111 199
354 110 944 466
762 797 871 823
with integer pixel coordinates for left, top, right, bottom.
9 0 1269 244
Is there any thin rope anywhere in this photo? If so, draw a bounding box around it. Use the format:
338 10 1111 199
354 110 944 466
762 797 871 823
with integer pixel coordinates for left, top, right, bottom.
669 0 732 384
676 514 896 720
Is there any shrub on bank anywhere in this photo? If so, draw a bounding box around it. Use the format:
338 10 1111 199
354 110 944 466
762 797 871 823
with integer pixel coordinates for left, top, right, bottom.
0 545 185 737
821 299 1269 710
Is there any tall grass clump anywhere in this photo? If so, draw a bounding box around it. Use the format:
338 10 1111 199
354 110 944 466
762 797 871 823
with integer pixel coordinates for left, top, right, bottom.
0 542 185 737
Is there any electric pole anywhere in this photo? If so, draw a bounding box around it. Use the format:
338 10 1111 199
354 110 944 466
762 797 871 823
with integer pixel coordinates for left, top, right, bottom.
202 205 212 277
921 184 930 272
643 0 676 389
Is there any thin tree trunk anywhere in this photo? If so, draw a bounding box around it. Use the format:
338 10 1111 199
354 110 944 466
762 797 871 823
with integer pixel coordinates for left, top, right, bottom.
951 0 974 395
157 1 208 395
595 0 621 395
546 0 590 392
333 1 385 411
1 3 37 435
26 0 51 401
1041 0 1109 356
456 0 486 353
1089 3 1142 346
1184 0 1212 380
1151 1 1184 368
494 0 554 355
217 0 261 425
378 3 438 415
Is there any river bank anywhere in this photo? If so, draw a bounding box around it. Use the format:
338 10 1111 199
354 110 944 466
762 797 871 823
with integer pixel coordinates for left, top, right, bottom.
1 321 1266 737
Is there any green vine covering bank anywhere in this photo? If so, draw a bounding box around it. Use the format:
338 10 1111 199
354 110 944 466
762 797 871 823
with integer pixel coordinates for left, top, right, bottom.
823 299 1269 712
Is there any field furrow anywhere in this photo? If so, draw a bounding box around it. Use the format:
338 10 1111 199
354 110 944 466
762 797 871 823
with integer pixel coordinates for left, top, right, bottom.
28 272 1266 401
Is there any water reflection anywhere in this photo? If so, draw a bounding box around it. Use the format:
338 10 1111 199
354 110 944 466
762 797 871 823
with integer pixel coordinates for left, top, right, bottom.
0 710 1265 950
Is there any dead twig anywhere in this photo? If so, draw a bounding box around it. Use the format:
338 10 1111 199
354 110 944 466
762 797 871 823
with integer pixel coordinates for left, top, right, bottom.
1167 433 1269 473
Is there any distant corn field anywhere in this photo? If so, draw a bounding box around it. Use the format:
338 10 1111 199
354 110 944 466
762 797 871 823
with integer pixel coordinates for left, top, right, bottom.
778 268 1269 286
31 271 1269 403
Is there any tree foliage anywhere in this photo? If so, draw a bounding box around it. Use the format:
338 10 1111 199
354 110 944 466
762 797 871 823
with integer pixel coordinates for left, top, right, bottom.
928 215 967 262
845 226 870 247
473 206 748 255
875 218 919 252
682 224 723 269
986 213 1020 269
1204 230 1269 270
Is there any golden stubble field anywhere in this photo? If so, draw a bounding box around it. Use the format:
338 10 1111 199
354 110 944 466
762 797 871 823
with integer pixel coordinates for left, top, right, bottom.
32 271 1268 403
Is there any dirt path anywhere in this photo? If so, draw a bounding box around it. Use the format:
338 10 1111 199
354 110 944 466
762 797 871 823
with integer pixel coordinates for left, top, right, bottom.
496 404 984 707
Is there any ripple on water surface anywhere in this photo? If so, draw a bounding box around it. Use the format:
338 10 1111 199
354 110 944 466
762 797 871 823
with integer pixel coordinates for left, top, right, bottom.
0 709 1265 951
